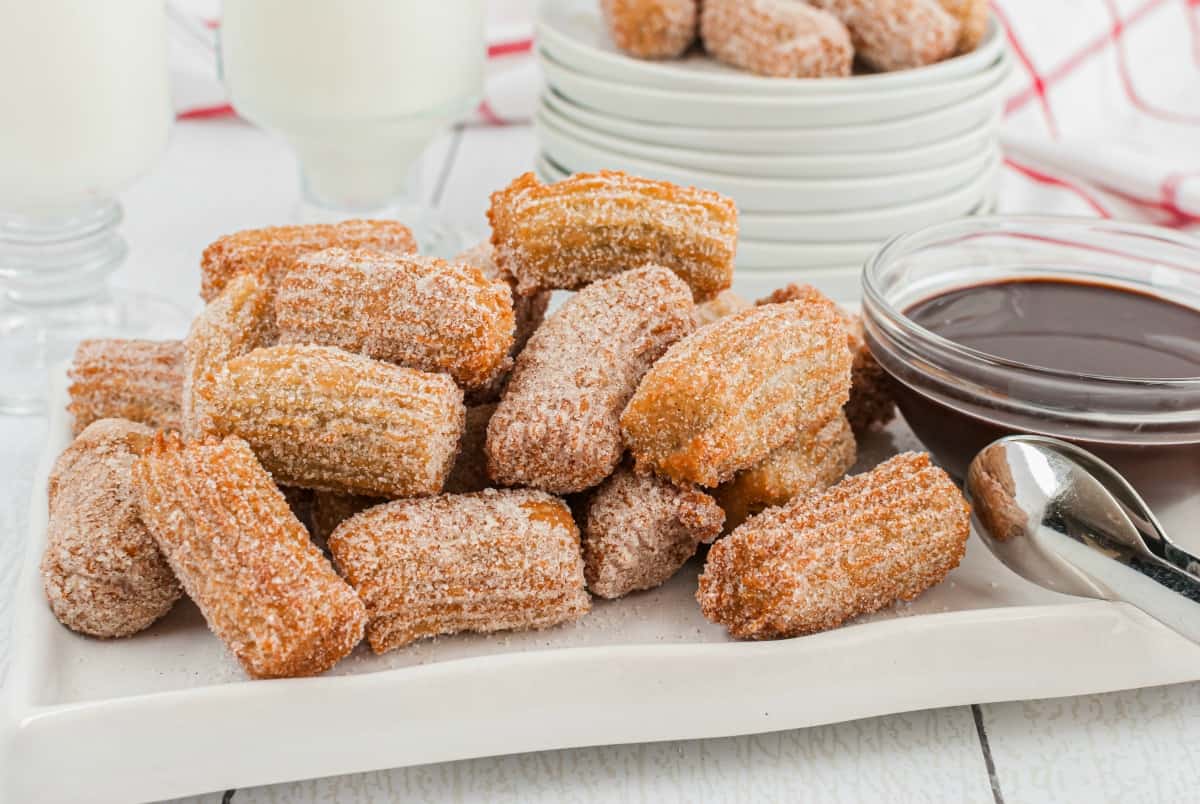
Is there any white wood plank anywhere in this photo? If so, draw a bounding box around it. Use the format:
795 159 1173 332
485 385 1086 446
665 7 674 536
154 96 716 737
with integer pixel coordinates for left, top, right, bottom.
980 683 1200 803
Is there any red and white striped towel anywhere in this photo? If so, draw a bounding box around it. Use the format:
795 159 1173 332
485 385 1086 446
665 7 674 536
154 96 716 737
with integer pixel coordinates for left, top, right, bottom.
168 0 1200 231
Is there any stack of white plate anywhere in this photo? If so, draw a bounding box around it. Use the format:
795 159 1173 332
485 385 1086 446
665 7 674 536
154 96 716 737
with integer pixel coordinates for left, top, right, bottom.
534 0 1011 298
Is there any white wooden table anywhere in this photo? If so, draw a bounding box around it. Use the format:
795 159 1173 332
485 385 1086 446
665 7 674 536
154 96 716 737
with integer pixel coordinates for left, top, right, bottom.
3 119 1199 804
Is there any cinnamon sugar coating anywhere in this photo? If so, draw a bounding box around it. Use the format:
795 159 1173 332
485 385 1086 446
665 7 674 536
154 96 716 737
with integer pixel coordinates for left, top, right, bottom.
275 247 515 392
714 412 857 532
809 0 960 71
487 265 696 494
455 240 550 359
583 466 723 599
488 171 737 301
621 296 852 487
695 289 751 327
601 0 698 59
937 0 988 53
698 452 970 639
68 339 183 435
197 344 465 498
757 283 895 436
444 403 497 494
328 489 590 653
700 0 853 78
42 419 181 638
133 433 366 678
199 219 416 303
182 272 275 439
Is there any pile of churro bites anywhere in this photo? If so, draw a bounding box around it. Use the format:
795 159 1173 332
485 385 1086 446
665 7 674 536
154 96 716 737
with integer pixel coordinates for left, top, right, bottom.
47 169 969 680
600 0 987 77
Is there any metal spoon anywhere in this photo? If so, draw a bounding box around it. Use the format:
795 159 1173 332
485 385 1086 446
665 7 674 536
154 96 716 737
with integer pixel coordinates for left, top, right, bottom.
964 435 1200 644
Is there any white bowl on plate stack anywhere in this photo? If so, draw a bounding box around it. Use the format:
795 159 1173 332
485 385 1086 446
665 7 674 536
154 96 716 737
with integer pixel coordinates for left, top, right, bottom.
533 0 1011 300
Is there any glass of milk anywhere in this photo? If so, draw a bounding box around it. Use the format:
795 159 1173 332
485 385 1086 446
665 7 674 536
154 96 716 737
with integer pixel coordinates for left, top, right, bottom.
0 0 185 414
221 0 487 253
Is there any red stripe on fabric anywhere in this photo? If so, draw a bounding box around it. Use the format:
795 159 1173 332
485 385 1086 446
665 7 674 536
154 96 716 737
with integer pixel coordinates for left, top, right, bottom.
1005 0 1171 115
1162 171 1200 218
1104 0 1200 125
488 38 534 58
477 99 507 126
203 17 219 30
1003 158 1113 217
992 4 1059 137
177 103 235 121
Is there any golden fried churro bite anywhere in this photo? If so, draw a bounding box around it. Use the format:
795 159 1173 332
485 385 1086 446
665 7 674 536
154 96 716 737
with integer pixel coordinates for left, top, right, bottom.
68 339 183 436
937 0 988 53
275 248 515 392
698 452 970 640
197 344 465 498
714 412 857 533
133 433 367 678
700 0 853 78
621 296 852 487
601 0 698 60
583 466 723 599
695 289 751 327
488 171 737 301
328 489 590 653
487 265 695 494
182 272 275 439
199 219 416 302
455 240 550 359
809 0 960 71
42 419 180 638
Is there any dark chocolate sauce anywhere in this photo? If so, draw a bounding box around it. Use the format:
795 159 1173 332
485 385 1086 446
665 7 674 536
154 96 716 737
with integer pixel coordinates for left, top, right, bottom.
904 278 1200 379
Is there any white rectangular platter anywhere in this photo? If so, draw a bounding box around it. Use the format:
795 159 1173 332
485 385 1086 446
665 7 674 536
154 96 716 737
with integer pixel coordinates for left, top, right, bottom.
5 370 1200 804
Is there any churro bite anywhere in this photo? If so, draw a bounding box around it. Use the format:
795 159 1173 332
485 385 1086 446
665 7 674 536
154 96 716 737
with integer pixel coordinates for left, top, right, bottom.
488 171 737 301
487 265 695 494
809 0 960 72
601 0 698 60
182 272 275 439
275 247 515 392
714 412 857 532
695 289 751 327
455 240 551 358
698 452 970 640
583 466 723 599
328 489 590 653
938 0 988 53
134 433 367 678
68 339 183 436
42 419 180 638
197 344 465 498
199 219 417 303
701 0 853 78
621 296 852 487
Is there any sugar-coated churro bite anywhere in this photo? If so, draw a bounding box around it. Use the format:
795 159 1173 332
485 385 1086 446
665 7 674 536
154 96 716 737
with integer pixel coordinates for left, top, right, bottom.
621 296 852 487
487 265 695 494
938 0 988 53
197 344 465 498
134 433 367 678
583 466 723 599
695 289 751 327
200 219 417 303
714 412 857 532
488 171 737 301
601 0 698 60
698 452 970 640
68 339 183 436
275 248 515 392
701 0 853 78
42 419 180 638
809 0 960 71
455 240 550 358
182 272 275 439
329 489 590 653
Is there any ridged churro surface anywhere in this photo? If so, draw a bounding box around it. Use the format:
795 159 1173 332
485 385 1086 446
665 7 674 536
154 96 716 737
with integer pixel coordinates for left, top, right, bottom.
714 412 857 532
42 419 180 638
68 339 183 435
601 0 698 59
488 171 737 301
198 344 465 498
329 489 590 653
698 452 970 639
455 240 550 357
487 265 695 494
701 0 853 77
133 433 367 678
200 219 416 302
621 297 852 486
809 0 960 71
276 248 515 392
583 466 723 599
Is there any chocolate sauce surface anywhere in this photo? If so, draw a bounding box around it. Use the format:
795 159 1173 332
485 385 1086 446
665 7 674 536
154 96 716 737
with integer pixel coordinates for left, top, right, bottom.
904 278 1200 379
